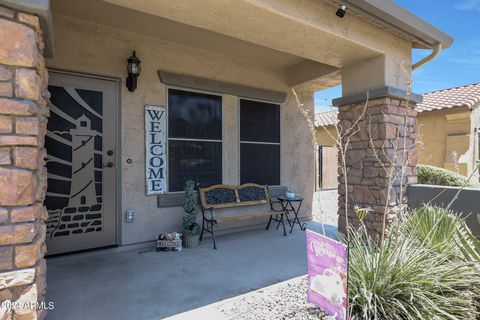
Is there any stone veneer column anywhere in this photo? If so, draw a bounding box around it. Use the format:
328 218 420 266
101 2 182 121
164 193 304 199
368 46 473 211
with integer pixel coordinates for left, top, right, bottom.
0 5 49 320
336 95 417 236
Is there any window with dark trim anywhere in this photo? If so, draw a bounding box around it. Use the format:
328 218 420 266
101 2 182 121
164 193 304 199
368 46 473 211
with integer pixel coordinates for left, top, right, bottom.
240 99 280 185
168 89 222 192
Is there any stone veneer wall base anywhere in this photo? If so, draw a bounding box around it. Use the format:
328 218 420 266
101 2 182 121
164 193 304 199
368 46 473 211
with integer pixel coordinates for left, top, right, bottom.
0 4 49 320
337 96 417 236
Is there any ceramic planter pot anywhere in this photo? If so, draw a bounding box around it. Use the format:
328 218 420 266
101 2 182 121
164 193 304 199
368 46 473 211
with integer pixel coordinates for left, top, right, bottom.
184 234 200 248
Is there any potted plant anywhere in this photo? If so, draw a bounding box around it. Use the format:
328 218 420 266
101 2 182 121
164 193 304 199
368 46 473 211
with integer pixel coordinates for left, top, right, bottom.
182 180 201 248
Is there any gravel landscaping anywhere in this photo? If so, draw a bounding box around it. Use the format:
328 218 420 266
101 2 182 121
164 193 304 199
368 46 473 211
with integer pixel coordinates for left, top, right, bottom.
166 276 329 320
313 189 338 226
222 276 328 320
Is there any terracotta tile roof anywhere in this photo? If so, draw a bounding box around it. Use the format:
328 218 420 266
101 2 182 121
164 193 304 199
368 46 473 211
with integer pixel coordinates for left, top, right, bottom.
417 83 480 113
315 110 338 127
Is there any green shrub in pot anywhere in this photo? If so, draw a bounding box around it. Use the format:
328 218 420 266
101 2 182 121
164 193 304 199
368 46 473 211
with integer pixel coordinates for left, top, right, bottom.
183 180 201 248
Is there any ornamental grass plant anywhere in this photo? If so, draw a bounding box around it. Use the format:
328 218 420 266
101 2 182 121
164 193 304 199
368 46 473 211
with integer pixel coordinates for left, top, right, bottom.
346 205 480 320
400 205 465 259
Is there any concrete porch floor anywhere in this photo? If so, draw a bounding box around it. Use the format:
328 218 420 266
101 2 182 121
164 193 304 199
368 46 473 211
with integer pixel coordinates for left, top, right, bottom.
46 222 337 320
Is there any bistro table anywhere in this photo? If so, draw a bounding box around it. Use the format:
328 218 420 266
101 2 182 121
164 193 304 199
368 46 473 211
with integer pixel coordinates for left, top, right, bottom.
277 195 306 233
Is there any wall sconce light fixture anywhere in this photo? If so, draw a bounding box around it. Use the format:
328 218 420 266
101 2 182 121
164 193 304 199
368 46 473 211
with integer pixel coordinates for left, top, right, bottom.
126 51 141 92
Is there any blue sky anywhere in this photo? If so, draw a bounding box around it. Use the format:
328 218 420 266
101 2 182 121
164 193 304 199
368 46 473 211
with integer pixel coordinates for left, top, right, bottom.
314 0 480 112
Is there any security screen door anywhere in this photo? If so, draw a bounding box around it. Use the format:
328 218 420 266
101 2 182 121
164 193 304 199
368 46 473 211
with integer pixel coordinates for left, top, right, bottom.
44 71 118 255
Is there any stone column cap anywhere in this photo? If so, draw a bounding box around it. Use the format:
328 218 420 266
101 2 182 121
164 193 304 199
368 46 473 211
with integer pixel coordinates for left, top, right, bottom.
333 86 422 107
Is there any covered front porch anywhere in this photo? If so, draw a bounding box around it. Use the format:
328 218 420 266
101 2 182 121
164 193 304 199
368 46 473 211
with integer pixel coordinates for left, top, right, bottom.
46 222 336 320
0 0 453 318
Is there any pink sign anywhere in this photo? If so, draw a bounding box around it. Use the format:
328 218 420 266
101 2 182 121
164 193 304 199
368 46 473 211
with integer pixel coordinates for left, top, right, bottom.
306 229 348 320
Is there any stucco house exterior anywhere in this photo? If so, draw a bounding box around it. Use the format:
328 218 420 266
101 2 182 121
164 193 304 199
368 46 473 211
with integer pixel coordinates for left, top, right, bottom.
315 83 480 187
417 83 480 180
0 0 452 318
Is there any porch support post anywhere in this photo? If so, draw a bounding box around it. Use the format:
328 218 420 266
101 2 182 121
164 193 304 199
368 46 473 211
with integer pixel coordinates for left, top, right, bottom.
335 55 421 236
0 4 49 319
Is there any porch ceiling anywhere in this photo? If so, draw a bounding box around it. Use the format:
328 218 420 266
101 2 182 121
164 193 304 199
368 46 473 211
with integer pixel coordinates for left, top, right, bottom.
50 0 351 90
51 0 306 70
98 0 384 68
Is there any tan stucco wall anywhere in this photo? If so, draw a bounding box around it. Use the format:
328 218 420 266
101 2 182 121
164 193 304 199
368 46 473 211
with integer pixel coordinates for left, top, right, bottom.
416 112 449 169
417 109 475 177
315 125 337 147
465 104 480 178
472 105 480 177
46 15 315 245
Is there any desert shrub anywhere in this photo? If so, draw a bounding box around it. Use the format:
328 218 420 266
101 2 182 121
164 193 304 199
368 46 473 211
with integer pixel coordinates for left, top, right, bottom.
400 205 465 258
347 206 480 319
417 164 474 187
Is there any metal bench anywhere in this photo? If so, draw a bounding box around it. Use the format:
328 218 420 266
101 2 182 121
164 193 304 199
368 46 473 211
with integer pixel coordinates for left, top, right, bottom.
198 183 288 249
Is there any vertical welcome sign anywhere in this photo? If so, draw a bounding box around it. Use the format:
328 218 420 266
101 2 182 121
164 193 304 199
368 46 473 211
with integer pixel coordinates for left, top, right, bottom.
306 229 348 320
145 105 167 195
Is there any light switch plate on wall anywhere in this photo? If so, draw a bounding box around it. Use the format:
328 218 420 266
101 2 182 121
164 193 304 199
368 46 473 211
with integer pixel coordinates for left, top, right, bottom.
126 209 135 222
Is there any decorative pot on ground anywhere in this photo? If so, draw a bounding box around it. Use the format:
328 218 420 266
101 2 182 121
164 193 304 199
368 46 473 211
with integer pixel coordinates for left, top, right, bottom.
184 234 200 249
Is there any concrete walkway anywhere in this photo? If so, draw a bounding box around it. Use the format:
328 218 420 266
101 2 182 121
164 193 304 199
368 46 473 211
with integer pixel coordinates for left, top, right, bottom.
46 222 337 320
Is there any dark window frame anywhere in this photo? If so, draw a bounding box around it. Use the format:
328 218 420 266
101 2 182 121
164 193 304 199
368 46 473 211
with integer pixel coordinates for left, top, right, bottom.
167 87 223 193
317 145 323 190
239 98 281 186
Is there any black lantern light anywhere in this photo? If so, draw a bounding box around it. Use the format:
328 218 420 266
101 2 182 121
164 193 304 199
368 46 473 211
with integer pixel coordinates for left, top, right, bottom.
126 51 141 92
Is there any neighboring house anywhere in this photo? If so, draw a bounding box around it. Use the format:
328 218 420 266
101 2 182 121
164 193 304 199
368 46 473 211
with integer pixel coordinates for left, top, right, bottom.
315 83 480 187
416 83 480 180
0 0 452 314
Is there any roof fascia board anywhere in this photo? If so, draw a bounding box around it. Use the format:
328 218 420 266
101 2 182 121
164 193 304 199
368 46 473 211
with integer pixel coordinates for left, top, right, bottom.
345 0 453 49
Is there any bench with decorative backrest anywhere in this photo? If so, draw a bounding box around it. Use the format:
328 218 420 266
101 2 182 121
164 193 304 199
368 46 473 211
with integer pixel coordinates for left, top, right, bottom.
198 183 288 249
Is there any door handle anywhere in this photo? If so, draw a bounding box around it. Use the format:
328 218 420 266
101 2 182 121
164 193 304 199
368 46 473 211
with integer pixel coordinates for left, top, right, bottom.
103 162 114 168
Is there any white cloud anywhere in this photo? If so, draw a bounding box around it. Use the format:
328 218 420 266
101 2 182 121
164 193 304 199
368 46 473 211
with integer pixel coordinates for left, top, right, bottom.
455 0 480 11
